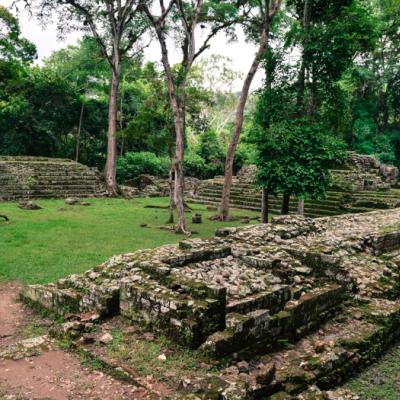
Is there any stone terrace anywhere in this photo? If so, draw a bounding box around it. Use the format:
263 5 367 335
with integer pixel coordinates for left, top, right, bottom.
0 156 105 200
21 209 400 399
189 153 400 218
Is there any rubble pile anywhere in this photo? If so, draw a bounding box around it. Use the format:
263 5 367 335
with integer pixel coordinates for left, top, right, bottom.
22 209 400 399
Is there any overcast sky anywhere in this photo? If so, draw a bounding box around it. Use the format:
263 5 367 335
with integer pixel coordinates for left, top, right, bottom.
2 0 263 91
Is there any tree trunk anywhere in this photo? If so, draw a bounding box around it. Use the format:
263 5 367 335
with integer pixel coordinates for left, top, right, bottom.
297 199 304 215
261 188 269 223
281 193 290 215
219 28 270 221
75 102 84 162
174 111 187 234
167 158 175 224
297 0 312 113
104 64 121 196
155 28 188 234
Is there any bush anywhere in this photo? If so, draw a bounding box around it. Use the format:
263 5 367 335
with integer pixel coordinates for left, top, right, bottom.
184 152 206 178
117 152 168 182
233 144 253 174
196 129 225 178
197 129 224 163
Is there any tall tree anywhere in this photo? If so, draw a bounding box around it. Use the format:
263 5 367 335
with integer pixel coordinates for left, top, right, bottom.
26 0 149 194
142 0 243 233
0 5 36 63
219 0 282 221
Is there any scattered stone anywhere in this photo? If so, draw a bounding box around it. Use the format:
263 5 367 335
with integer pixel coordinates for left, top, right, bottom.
237 361 249 373
65 197 80 205
99 333 113 344
77 334 96 344
18 201 42 210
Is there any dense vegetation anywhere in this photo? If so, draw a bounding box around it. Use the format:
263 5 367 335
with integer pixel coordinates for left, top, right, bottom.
1 0 399 226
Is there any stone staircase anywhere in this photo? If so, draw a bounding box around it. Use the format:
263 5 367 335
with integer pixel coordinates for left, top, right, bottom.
0 156 106 200
189 176 400 218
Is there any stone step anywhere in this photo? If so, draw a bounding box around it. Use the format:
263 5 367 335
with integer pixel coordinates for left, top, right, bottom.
199 191 344 207
202 284 347 358
200 180 400 196
195 194 344 213
198 185 400 201
0 157 105 199
0 185 99 196
190 196 343 217
242 298 400 398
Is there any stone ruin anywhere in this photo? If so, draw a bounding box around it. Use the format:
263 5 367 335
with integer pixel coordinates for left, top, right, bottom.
332 152 398 191
22 208 400 399
0 156 105 200
190 152 400 218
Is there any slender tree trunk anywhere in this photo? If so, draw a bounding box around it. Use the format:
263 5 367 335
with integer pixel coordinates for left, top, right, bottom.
119 83 125 156
261 188 269 223
155 28 188 234
174 111 187 233
167 156 175 224
281 193 290 215
297 199 304 215
105 63 121 196
219 28 270 221
75 102 84 162
120 135 125 156
297 0 312 113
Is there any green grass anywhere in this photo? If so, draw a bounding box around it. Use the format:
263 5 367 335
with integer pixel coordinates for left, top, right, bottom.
346 344 400 399
0 197 259 284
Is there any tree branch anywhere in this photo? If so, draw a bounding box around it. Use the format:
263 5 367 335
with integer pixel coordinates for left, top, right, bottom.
62 0 114 68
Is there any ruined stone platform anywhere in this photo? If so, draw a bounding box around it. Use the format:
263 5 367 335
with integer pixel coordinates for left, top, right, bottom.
190 153 400 218
22 209 400 398
0 156 105 200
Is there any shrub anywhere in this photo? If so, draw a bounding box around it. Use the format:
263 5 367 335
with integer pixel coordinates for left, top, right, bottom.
117 152 168 182
184 152 206 178
233 144 253 174
196 129 225 178
197 129 224 163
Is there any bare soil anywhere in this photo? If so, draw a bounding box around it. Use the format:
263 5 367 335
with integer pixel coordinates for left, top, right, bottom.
0 283 25 346
0 283 155 400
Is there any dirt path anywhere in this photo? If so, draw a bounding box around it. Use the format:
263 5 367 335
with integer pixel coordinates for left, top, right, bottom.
0 283 25 346
0 283 154 400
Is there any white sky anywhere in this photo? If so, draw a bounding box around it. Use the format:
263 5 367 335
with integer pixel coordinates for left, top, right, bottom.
1 0 263 91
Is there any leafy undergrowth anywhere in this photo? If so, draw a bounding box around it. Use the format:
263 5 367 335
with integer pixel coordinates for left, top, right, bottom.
345 343 400 400
0 197 260 284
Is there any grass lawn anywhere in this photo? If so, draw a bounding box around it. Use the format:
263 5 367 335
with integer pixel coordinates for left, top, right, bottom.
345 344 400 399
0 197 259 284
